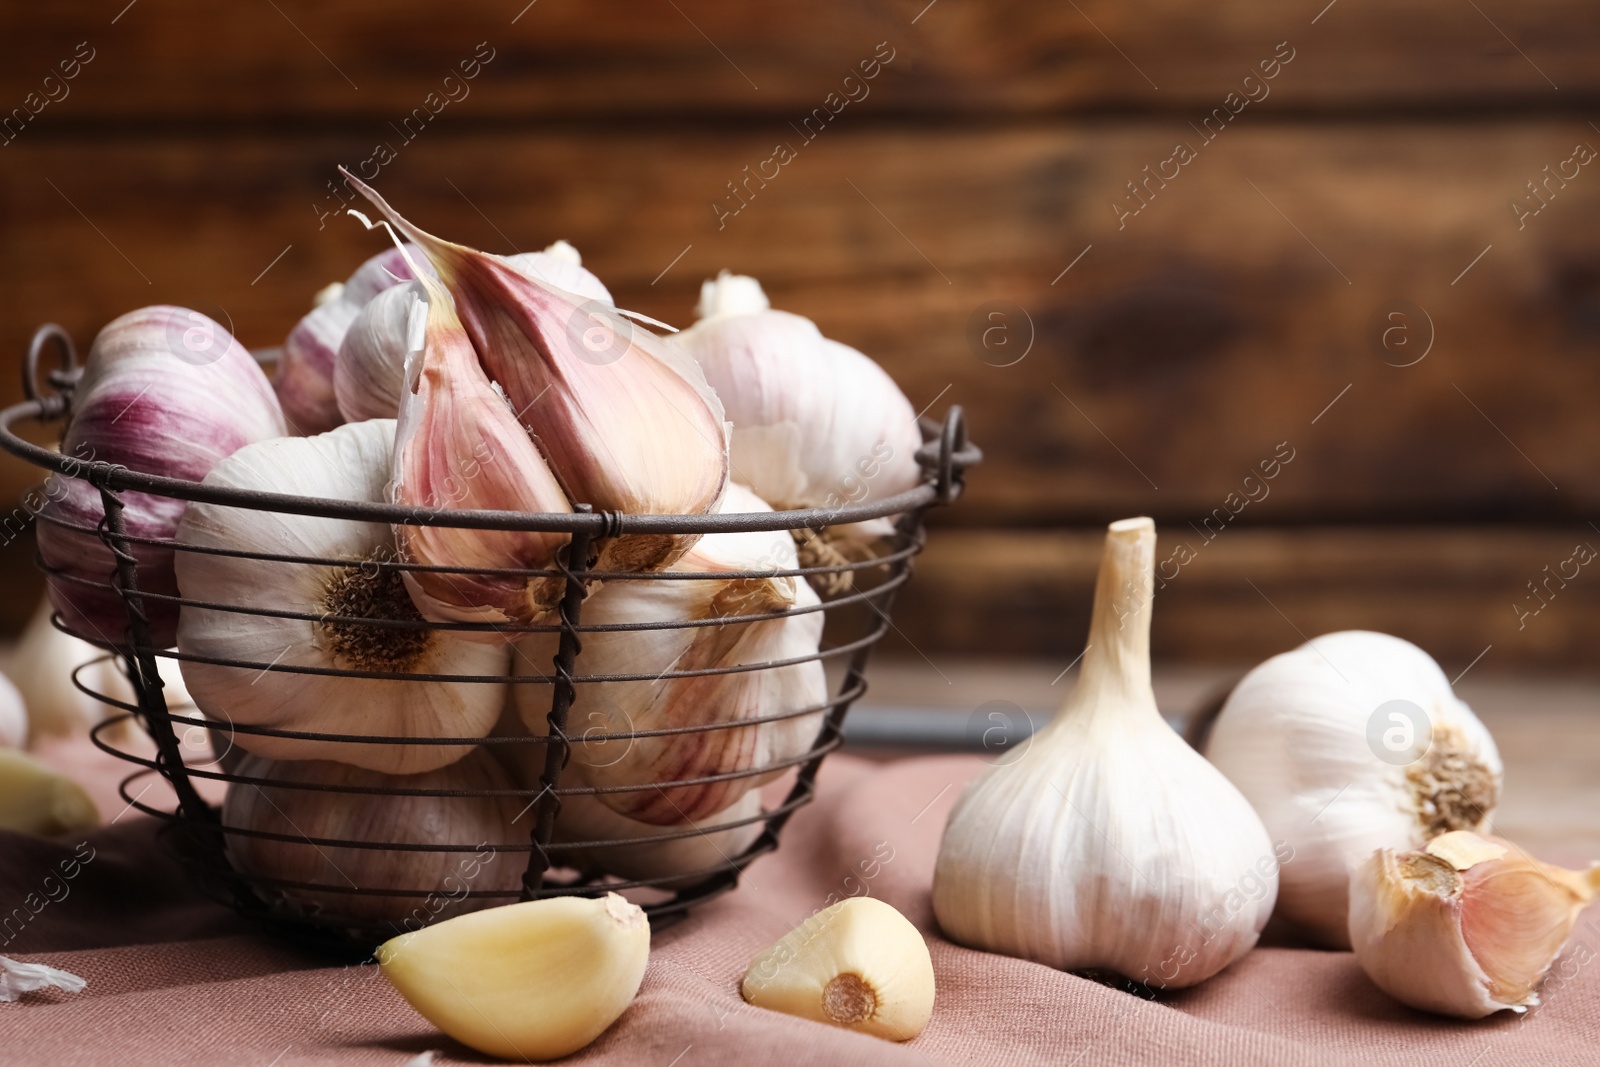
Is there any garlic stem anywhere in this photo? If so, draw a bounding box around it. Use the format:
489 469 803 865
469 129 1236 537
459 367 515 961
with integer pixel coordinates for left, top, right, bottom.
1075 516 1156 721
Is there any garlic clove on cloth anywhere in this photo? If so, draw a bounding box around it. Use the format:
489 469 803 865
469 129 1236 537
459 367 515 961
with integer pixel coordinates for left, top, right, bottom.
378 892 650 1061
1349 830 1600 1018
675 272 923 543
223 749 526 925
1204 630 1503 948
391 271 573 634
37 307 287 648
933 517 1277 989
742 896 936 1041
341 169 730 574
174 419 511 774
0 748 98 836
277 244 429 435
513 484 826 825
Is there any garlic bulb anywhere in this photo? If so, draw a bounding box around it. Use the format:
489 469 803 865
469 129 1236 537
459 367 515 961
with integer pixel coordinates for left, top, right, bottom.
276 244 427 434
0 672 24 750
378 893 650 1061
1349 831 1600 1018
334 243 612 427
0 748 98 835
391 271 573 633
552 788 764 885
175 419 511 773
10 597 194 743
1205 631 1502 948
513 484 826 825
223 749 524 924
344 170 730 573
37 307 286 648
933 517 1276 989
742 897 935 1041
675 272 922 532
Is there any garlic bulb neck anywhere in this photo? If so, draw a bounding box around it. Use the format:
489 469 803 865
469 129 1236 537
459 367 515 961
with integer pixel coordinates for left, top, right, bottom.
696 271 771 321
1073 516 1157 722
318 546 432 672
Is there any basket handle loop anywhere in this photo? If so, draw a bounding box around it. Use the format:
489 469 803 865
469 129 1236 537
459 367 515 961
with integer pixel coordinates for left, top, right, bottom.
26 324 80 407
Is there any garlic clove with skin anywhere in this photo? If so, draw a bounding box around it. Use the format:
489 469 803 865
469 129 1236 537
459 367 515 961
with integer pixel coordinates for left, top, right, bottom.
391 269 574 633
502 241 614 307
378 892 650 1061
1349 831 1600 1018
933 517 1277 989
341 169 730 574
741 896 935 1041
1204 631 1503 948
175 419 511 773
552 788 764 886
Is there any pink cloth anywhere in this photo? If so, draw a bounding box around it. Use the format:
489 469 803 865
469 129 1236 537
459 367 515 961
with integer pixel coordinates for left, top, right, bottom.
0 751 1595 1065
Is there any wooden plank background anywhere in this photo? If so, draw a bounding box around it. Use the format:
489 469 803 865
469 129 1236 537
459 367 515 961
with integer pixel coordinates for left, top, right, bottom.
1 0 1597 668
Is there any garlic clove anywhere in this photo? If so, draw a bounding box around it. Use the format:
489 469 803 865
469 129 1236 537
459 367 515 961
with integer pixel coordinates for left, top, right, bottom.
741 896 935 1041
38 306 287 647
223 749 525 925
552 788 764 886
933 518 1277 988
0 748 98 836
175 419 512 773
501 241 614 307
334 280 424 423
676 272 922 541
1204 631 1503 948
341 169 729 574
378 892 650 1061
391 271 574 633
1349 830 1600 1018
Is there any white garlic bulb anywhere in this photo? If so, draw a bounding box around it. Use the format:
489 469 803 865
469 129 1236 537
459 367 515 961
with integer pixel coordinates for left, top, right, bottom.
37 307 286 648
674 273 923 532
552 788 763 885
1204 630 1502 948
333 242 613 426
174 419 510 774
933 518 1276 989
223 749 525 924
513 484 825 825
346 171 730 574
1349 831 1599 1018
276 244 429 434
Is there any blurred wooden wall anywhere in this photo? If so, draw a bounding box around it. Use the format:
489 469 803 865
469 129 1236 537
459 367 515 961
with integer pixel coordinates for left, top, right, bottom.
2 1 1599 671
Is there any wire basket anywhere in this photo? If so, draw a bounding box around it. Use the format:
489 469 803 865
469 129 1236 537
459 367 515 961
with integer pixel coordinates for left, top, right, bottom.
0 323 979 953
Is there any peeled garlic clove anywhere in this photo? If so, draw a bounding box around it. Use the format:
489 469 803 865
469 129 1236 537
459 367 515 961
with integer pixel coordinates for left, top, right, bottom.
1205 631 1503 948
378 892 650 1061
742 896 935 1041
175 419 511 773
342 169 729 573
1349 831 1600 1018
0 748 98 835
223 749 525 925
933 518 1276 988
392 272 573 633
38 307 287 648
514 485 826 824
553 788 764 886
276 244 427 434
676 272 922 540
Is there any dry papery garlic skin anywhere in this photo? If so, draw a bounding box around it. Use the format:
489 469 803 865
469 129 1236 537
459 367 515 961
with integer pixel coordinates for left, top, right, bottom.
378 893 650 1061
742 897 936 1041
1349 830 1600 1019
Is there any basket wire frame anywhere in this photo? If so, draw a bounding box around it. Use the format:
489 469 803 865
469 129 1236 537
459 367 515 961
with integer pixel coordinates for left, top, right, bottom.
3 322 978 953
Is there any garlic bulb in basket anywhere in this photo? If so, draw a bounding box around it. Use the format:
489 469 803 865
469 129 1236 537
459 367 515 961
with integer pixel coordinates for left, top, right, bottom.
38 307 287 648
1204 631 1502 948
343 170 729 574
513 484 826 825
552 788 764 886
933 518 1276 989
675 273 922 534
174 419 510 774
391 270 572 633
276 244 428 434
334 242 613 426
223 749 524 924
